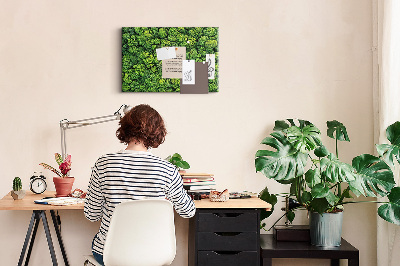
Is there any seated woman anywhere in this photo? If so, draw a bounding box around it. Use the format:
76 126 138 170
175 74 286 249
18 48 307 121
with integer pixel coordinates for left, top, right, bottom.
84 104 196 266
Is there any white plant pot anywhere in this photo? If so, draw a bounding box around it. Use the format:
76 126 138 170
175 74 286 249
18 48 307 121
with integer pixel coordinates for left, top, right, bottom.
11 190 26 200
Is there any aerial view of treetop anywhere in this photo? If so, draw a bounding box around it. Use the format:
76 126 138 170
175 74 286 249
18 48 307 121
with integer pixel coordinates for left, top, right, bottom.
122 27 219 92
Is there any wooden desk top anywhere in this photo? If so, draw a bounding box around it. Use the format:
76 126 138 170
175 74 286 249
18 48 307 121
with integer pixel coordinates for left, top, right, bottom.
0 191 84 210
194 197 271 210
0 192 271 211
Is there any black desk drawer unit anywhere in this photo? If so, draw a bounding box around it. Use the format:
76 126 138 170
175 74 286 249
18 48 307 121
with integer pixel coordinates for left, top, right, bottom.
189 209 260 266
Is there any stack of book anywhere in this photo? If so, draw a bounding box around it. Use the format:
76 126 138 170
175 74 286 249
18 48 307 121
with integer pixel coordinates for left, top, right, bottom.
181 173 215 194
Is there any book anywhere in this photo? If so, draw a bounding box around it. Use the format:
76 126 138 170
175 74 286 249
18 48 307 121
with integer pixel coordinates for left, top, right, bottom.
185 185 213 191
181 173 213 177
182 177 214 183
181 173 214 179
183 181 215 186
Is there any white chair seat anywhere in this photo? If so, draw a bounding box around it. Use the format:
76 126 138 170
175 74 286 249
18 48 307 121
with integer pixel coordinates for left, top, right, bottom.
84 199 176 266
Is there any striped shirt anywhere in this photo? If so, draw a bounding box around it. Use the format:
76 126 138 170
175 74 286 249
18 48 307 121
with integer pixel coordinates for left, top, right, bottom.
84 150 196 255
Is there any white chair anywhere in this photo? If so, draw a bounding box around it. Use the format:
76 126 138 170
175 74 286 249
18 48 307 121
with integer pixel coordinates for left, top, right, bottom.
84 199 176 266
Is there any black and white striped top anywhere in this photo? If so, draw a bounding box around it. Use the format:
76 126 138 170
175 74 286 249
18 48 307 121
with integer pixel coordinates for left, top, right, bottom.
84 150 196 255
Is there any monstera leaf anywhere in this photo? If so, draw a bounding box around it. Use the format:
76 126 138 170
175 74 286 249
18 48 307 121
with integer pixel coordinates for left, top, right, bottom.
305 168 322 188
273 119 313 132
259 186 278 223
378 187 400 225
314 145 329 158
376 121 400 166
320 153 356 183
350 154 395 197
285 125 322 153
327 120 350 142
255 131 308 183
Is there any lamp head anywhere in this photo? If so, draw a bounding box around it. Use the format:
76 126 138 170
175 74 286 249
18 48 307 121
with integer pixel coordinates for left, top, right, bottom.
122 104 132 114
114 104 132 120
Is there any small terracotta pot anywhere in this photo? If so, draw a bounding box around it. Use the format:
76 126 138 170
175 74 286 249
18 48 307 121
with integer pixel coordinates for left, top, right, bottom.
53 177 75 197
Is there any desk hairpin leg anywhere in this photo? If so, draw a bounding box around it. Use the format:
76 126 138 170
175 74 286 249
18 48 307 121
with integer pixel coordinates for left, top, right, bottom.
50 210 69 266
18 210 70 266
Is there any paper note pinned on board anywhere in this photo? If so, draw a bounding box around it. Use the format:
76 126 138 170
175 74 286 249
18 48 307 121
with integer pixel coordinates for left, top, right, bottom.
180 62 209 94
182 60 195 84
162 47 186 78
206 54 215 79
156 47 176 60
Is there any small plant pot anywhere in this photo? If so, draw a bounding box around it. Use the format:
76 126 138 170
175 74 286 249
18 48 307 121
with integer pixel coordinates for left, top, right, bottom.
11 190 26 200
53 177 75 197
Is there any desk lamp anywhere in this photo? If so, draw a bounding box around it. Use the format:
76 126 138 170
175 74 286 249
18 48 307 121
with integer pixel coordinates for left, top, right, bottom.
59 104 131 160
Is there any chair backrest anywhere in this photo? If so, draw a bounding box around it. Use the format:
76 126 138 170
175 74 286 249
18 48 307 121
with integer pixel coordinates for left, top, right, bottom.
103 199 176 266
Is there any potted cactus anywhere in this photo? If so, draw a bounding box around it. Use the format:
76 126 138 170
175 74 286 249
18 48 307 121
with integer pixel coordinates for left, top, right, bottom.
11 177 26 200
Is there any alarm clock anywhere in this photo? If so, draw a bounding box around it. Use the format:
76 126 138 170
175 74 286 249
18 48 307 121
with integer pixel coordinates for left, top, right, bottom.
30 173 47 194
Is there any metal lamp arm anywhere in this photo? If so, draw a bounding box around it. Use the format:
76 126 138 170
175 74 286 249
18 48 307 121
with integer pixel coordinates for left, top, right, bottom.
60 104 130 160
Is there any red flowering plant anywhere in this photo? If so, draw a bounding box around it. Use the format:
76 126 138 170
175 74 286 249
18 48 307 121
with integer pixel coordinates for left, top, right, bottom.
40 153 72 178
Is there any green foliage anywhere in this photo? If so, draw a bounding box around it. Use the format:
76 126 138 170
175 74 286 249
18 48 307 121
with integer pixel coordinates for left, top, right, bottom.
255 130 308 183
13 177 22 191
327 120 350 142
166 153 190 170
378 187 400 225
39 163 62 177
351 154 394 197
259 186 278 227
256 119 400 226
122 27 219 92
376 121 400 166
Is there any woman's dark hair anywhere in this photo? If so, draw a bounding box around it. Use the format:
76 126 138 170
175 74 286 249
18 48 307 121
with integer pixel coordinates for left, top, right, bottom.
116 104 167 148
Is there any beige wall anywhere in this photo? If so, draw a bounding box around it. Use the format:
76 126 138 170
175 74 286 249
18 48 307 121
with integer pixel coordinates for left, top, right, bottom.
0 1 376 265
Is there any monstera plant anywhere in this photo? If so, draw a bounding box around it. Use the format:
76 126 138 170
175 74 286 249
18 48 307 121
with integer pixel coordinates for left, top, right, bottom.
255 119 400 230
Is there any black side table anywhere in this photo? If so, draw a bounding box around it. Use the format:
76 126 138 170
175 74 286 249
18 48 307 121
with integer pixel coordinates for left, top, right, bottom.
260 234 359 266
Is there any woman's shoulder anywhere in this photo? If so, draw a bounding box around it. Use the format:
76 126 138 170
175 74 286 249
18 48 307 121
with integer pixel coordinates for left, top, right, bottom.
95 151 174 167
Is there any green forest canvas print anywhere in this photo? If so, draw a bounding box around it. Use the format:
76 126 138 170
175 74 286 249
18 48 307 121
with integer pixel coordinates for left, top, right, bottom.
122 27 219 92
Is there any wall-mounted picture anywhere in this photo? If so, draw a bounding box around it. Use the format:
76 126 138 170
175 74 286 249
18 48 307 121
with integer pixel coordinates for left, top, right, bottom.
122 27 219 93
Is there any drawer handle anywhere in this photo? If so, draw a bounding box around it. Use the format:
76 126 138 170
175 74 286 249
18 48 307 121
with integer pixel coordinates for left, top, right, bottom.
213 213 243 218
212 251 242 255
214 232 242 236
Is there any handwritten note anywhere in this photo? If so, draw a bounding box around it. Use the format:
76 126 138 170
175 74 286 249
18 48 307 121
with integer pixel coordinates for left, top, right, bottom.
162 47 186 79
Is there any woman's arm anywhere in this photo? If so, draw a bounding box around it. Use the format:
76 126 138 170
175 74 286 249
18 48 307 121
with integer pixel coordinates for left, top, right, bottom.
166 169 196 218
84 163 104 222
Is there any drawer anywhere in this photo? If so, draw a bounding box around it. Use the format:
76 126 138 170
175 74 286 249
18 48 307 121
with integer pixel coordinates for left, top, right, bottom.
198 212 258 232
197 232 258 251
198 251 259 266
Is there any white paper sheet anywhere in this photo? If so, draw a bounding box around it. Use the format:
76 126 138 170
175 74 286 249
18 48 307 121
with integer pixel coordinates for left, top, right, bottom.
156 47 176 60
182 60 195 84
206 54 215 79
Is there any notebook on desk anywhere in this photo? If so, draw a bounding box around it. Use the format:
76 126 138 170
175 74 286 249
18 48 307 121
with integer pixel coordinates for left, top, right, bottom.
34 197 84 206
